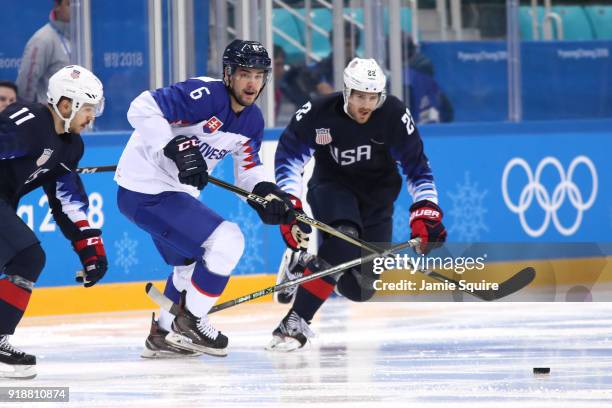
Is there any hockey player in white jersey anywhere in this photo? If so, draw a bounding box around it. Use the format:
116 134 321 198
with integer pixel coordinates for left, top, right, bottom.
115 40 298 358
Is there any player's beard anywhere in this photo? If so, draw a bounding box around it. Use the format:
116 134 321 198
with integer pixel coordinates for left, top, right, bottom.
357 110 372 123
230 86 260 108
348 106 373 124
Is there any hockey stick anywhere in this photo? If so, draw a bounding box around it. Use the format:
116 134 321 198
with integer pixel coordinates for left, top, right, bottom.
145 239 419 315
144 240 536 316
76 164 385 253
75 165 117 174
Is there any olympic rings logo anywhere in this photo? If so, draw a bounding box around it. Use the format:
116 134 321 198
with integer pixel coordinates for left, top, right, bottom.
501 156 597 237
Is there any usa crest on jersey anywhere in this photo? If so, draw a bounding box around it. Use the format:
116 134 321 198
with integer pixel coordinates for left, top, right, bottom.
315 128 332 145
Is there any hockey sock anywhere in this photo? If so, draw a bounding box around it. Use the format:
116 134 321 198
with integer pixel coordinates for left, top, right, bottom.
292 268 336 322
0 245 43 334
159 273 181 331
0 277 32 334
292 232 360 322
163 272 181 303
186 261 230 317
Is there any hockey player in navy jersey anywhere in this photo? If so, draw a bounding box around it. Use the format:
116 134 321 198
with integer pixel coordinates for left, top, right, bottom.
0 65 107 378
268 58 447 351
115 40 299 358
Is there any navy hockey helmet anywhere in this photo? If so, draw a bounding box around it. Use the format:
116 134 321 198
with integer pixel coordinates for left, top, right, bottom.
222 39 271 77
222 39 272 105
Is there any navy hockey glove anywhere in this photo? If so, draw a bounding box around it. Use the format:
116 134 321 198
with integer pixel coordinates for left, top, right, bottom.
280 195 311 251
409 200 447 255
73 229 108 287
249 182 296 225
163 135 208 190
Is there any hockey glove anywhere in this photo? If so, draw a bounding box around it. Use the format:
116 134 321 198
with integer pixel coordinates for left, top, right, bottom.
249 181 296 225
73 229 108 287
280 195 312 251
163 135 208 190
409 200 447 255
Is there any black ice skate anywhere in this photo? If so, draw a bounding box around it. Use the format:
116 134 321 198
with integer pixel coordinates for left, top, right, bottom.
0 335 36 379
165 293 228 357
274 249 315 304
266 310 315 352
141 313 202 359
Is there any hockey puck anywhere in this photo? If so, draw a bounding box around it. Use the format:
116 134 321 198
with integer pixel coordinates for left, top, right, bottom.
533 367 550 375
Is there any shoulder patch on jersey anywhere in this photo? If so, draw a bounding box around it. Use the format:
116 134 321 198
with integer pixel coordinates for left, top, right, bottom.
315 128 332 145
36 148 54 166
203 116 224 133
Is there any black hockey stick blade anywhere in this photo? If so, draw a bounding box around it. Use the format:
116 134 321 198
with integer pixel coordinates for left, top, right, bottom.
144 265 535 316
475 266 535 301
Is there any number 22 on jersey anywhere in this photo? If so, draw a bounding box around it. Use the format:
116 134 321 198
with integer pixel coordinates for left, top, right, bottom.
401 109 415 135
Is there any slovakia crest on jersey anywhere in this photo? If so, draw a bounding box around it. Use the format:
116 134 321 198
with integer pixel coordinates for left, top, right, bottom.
315 128 332 145
36 149 54 166
203 116 223 134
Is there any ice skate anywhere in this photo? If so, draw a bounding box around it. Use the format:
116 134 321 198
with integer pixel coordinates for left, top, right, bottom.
274 249 315 304
141 313 202 359
266 310 314 352
0 335 36 379
165 294 228 357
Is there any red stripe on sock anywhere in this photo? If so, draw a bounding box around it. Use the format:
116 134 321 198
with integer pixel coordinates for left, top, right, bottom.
301 268 335 301
190 277 221 297
0 280 31 311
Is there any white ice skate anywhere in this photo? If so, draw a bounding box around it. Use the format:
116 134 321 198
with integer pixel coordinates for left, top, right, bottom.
266 310 315 352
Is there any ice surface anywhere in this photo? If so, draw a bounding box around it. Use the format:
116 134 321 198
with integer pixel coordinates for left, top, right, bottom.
5 300 612 407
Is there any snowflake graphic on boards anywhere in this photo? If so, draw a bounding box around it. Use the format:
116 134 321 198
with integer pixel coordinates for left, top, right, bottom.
114 231 139 274
228 202 264 274
446 172 489 241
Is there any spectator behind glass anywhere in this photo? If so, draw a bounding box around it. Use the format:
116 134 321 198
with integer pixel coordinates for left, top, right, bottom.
281 21 360 107
273 45 287 119
399 34 454 124
310 21 360 95
16 0 71 103
0 81 18 113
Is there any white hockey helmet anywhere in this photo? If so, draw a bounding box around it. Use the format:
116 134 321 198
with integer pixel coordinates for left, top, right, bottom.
47 65 105 132
342 58 387 113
